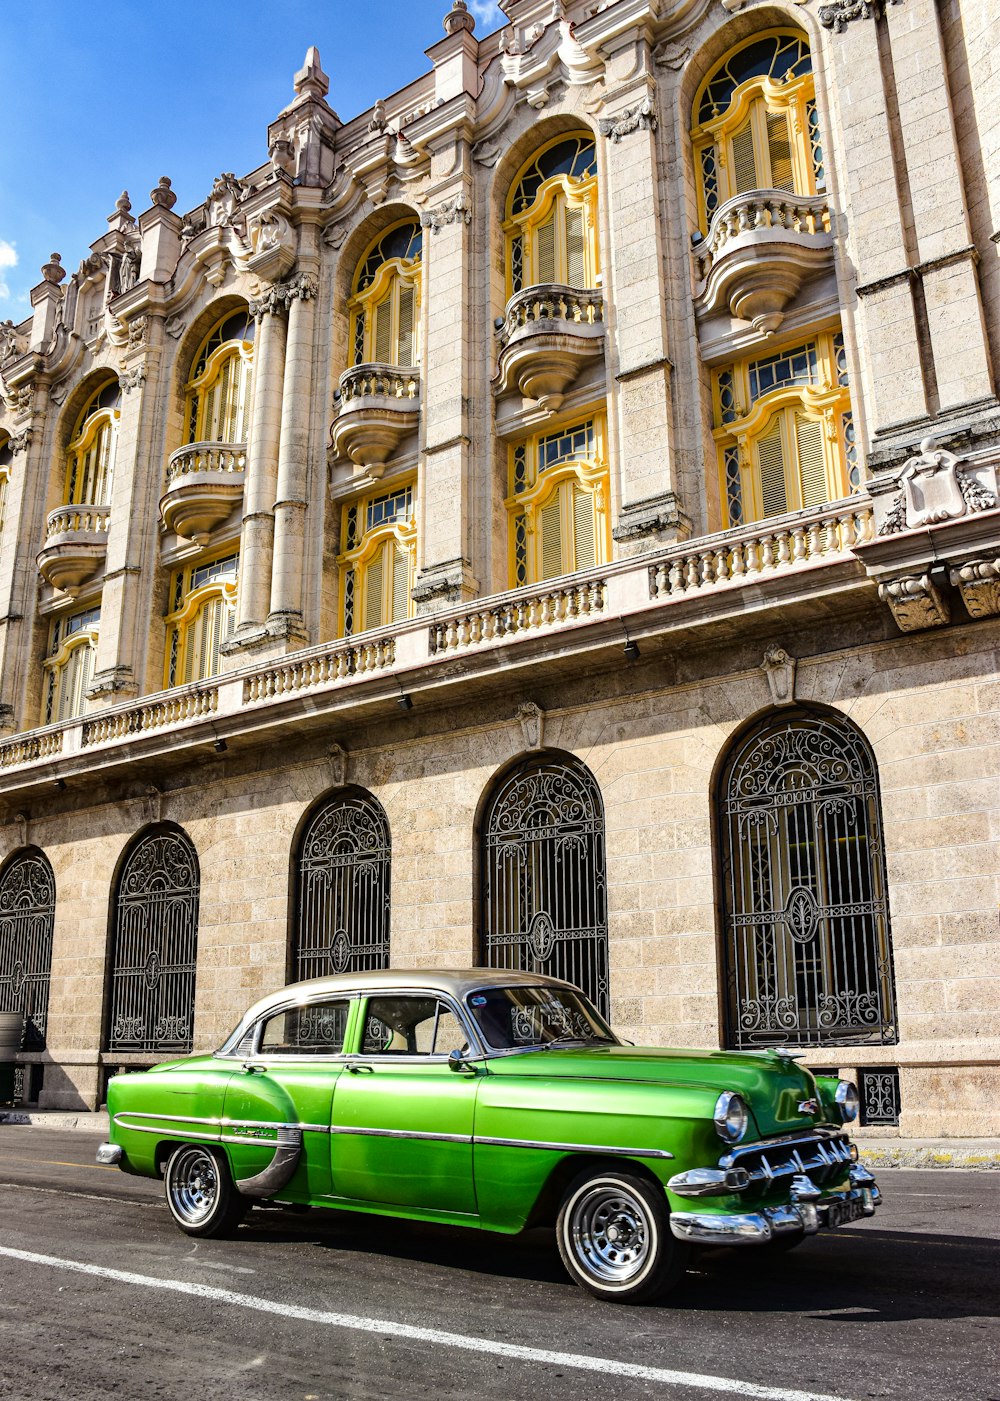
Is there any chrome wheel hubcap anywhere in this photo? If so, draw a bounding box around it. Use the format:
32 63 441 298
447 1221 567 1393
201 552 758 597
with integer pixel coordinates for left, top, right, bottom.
169 1148 219 1225
570 1184 652 1285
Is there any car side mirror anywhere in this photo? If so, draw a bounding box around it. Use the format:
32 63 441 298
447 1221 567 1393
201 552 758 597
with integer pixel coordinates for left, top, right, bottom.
448 1048 475 1074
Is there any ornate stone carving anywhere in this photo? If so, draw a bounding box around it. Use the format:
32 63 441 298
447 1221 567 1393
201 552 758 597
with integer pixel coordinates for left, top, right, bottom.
149 176 177 210
325 743 348 789
323 222 348 250
599 97 657 143
443 0 475 35
127 315 149 350
49 381 70 407
164 314 187 339
877 573 949 632
515 701 545 752
248 272 318 320
40 253 66 285
119 364 146 394
0 319 26 366
653 41 690 70
234 210 297 281
878 438 997 535
949 556 1000 620
367 99 388 135
819 0 904 32
421 193 472 233
206 172 250 229
761 647 797 706
9 430 31 455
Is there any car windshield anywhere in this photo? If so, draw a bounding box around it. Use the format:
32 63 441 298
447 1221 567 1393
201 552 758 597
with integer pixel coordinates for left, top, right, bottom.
466 985 617 1051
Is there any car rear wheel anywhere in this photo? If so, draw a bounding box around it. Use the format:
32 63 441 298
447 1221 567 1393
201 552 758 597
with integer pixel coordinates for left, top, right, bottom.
164 1145 248 1238
556 1168 689 1303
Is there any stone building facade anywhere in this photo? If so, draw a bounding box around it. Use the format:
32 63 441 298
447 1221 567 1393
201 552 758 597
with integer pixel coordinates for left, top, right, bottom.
0 0 998 1133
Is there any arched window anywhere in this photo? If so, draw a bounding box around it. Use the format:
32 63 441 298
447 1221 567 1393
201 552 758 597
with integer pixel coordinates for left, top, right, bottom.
713 331 858 527
692 30 824 231
349 220 423 368
184 310 254 445
42 604 100 723
164 551 238 686
293 789 391 981
717 709 897 1049
480 754 609 1017
106 826 200 1056
64 381 120 506
505 133 599 296
0 849 56 1051
339 482 415 635
507 417 609 586
0 436 12 537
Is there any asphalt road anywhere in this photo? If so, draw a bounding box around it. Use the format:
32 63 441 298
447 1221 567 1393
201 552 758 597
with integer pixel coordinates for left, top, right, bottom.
0 1128 997 1401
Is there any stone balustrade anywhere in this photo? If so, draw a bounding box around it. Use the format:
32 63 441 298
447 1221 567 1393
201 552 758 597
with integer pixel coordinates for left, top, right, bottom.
648 498 874 600
336 365 420 405
44 504 112 538
0 730 63 770
37 504 111 594
243 636 396 704
165 442 247 482
495 285 604 351
693 191 832 285
429 578 607 655
81 688 219 746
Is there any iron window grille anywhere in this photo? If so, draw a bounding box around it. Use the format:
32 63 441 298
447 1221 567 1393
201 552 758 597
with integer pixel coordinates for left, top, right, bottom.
859 1066 901 1126
0 850 56 1051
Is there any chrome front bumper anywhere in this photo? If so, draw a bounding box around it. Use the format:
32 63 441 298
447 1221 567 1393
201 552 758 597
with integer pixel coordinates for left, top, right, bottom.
96 1142 123 1166
670 1166 880 1246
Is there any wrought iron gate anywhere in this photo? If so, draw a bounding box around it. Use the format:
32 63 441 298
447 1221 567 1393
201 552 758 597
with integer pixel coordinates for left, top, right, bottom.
719 711 896 1049
294 790 391 981
0 850 56 1050
481 756 609 1017
107 828 199 1055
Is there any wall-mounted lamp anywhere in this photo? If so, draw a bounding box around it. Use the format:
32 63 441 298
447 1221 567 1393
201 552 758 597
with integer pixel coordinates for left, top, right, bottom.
53 777 66 792
213 738 228 753
397 693 413 712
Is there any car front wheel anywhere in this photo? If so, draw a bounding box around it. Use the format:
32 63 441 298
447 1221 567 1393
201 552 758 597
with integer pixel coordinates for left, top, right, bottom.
556 1167 688 1303
164 1144 248 1238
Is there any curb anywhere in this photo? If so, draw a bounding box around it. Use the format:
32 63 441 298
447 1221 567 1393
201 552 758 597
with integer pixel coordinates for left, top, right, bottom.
857 1143 1000 1171
0 1110 110 1131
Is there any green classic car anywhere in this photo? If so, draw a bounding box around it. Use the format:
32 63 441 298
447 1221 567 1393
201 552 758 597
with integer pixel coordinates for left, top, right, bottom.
98 969 880 1302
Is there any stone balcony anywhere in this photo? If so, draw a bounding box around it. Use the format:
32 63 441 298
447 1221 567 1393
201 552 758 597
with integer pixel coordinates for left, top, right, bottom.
36 505 111 595
494 285 604 412
692 191 833 336
159 442 247 543
329 364 420 476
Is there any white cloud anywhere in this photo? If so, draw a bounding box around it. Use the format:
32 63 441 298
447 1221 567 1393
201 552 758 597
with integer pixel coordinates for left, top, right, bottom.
468 1 505 30
0 239 17 302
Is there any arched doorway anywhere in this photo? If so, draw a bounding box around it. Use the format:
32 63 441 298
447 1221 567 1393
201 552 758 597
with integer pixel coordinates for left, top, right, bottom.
0 849 56 1050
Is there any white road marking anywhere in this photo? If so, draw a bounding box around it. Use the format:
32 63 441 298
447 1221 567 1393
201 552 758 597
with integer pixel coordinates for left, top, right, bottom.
0 1182 161 1208
0 1244 852 1401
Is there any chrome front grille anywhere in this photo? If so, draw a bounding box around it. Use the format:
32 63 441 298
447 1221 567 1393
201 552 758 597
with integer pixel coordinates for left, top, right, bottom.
719 1130 853 1189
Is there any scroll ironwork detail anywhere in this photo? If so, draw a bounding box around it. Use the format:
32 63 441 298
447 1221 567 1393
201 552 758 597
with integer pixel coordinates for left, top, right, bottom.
0 851 56 1050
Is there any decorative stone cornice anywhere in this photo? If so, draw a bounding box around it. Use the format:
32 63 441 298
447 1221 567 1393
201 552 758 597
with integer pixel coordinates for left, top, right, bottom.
599 97 657 143
819 0 904 32
612 491 688 547
420 193 472 233
877 573 949 632
249 272 318 319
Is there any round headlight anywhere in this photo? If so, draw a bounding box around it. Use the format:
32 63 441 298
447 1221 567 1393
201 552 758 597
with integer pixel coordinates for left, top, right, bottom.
835 1080 859 1123
713 1090 749 1144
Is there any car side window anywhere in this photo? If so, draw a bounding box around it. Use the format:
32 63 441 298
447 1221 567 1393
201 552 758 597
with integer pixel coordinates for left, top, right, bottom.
260 998 350 1056
361 996 468 1057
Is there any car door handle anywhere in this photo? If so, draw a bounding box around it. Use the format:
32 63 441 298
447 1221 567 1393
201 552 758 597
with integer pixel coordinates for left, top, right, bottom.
345 1062 374 1074
241 1061 266 1075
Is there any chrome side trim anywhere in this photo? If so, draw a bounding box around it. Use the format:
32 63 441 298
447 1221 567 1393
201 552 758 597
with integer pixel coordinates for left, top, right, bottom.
475 1135 674 1160
234 1127 304 1198
330 1126 473 1145
114 1111 330 1134
114 1111 223 1127
113 1122 222 1141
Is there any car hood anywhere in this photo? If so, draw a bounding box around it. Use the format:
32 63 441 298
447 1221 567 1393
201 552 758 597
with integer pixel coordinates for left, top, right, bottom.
483 1043 826 1138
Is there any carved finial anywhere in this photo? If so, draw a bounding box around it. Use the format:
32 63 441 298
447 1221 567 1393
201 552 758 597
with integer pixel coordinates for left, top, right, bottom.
368 99 388 134
294 45 330 100
116 191 132 215
444 0 475 35
41 253 65 285
150 176 177 210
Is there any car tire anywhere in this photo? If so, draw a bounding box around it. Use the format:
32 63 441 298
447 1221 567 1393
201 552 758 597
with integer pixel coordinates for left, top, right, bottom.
556 1167 689 1303
164 1144 248 1238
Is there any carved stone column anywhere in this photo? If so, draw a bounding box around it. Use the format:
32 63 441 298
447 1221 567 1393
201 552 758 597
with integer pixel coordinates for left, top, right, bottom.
235 284 289 633
412 187 479 612
268 262 319 641
0 417 45 733
599 84 686 556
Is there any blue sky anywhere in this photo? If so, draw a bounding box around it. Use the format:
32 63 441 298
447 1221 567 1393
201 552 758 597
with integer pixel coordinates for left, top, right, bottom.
0 0 504 320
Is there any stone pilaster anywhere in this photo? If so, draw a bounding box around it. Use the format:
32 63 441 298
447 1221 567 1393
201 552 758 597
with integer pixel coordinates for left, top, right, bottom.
0 414 46 732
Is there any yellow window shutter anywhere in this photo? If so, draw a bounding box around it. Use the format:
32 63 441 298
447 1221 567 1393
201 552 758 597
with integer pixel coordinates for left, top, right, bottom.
397 285 415 367
572 484 597 570
539 494 563 580
536 214 556 284
795 412 828 507
731 118 759 195
391 543 410 622
765 110 795 192
756 420 788 517
96 422 112 502
201 381 217 443
365 549 385 630
565 206 586 288
374 297 393 364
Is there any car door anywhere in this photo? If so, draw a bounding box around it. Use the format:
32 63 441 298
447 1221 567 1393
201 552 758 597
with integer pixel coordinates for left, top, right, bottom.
222 995 355 1200
331 992 480 1216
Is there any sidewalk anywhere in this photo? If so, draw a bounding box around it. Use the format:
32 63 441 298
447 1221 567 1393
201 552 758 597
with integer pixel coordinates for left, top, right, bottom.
2 1108 999 1168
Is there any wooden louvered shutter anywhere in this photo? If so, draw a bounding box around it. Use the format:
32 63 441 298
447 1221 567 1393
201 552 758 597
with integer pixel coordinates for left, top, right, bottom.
234 354 251 441
795 413 828 507
391 543 410 622
756 419 788 518
397 285 416 367
565 206 586 287
215 358 233 440
731 118 759 195
58 644 94 722
572 485 596 570
536 214 556 284
765 110 795 191
539 494 563 580
374 298 393 364
365 548 385 630
96 422 113 502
